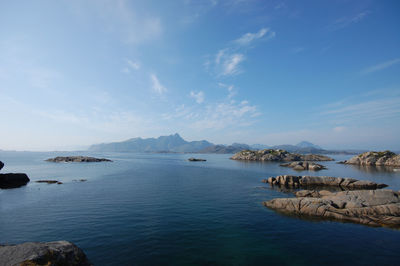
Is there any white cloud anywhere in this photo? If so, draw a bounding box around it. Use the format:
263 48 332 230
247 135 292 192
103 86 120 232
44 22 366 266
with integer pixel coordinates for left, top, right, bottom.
333 126 346 132
126 59 140 70
361 58 400 74
190 91 205 104
329 11 370 30
234 28 275 46
222 53 245 76
150 74 167 94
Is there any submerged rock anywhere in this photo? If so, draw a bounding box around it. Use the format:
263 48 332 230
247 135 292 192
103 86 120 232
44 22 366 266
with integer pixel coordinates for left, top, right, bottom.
46 156 112 163
0 173 30 189
35 180 63 184
231 149 333 162
0 240 92 266
342 151 400 167
262 175 387 190
264 189 400 227
280 161 327 171
188 157 206 162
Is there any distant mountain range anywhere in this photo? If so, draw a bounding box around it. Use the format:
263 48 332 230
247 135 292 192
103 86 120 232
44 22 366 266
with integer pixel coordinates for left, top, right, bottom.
88 133 343 154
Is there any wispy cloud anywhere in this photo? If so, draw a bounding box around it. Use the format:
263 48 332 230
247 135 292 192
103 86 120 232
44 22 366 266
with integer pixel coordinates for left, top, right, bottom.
361 58 400 74
190 91 205 103
329 11 370 30
122 58 140 73
210 27 274 76
150 74 167 94
234 28 275 46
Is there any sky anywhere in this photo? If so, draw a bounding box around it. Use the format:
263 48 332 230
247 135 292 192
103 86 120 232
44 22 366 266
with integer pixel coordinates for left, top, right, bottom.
0 0 400 151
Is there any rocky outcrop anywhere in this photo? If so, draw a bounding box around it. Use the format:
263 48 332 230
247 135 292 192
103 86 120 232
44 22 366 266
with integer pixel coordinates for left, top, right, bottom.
280 161 326 171
264 189 400 227
188 157 206 162
341 151 400 167
262 175 387 190
46 156 112 163
231 149 333 162
0 240 92 266
0 173 30 189
0 161 4 171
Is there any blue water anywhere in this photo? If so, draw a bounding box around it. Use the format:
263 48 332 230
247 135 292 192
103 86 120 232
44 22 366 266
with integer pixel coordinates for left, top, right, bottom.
1 151 400 265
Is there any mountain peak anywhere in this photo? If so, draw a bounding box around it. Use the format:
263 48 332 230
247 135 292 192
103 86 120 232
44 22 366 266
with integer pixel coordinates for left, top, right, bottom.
296 141 321 149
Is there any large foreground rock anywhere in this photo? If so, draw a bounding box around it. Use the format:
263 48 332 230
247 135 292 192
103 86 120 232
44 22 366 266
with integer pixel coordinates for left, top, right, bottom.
341 151 400 167
262 175 387 190
0 173 30 189
0 241 92 266
0 161 4 171
231 149 333 162
46 156 112 163
264 189 400 227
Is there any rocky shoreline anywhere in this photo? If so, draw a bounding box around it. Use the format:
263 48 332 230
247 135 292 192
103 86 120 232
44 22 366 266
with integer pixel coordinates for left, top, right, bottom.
231 149 333 162
0 241 92 266
46 156 112 163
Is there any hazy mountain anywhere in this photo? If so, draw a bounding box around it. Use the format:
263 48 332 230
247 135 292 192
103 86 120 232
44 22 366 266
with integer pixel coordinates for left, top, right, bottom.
89 133 213 153
199 144 250 154
296 141 322 150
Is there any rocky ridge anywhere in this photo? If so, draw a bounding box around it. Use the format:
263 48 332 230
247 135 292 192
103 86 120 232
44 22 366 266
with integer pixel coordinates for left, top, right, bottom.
264 189 400 227
231 149 333 162
262 175 387 190
341 151 400 167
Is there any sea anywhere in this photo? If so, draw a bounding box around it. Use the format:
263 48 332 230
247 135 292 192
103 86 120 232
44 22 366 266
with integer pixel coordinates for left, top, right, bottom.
1 151 400 265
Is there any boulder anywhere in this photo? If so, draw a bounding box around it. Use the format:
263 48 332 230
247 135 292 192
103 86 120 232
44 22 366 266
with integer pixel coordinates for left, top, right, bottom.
264 189 400 227
0 161 4 171
46 156 112 163
231 149 333 162
0 173 30 189
280 161 326 171
0 241 92 266
188 158 206 162
263 175 387 190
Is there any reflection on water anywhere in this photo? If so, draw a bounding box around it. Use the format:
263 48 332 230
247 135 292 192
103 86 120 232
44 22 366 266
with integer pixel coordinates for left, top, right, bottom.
349 164 400 173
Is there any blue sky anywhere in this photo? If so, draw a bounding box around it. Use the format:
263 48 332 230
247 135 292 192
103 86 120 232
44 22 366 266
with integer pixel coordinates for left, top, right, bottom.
1 0 399 151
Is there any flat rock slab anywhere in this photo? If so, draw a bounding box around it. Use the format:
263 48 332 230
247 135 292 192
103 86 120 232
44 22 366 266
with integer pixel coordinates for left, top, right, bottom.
46 156 112 163
188 158 206 161
0 241 92 266
262 175 387 190
0 173 30 189
264 189 400 227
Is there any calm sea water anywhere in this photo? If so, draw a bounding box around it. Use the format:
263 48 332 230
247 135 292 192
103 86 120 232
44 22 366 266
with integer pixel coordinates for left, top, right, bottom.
1 151 400 265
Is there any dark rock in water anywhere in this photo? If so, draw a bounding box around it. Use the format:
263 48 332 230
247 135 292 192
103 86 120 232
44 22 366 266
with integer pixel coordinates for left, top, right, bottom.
0 240 92 266
264 189 400 228
188 157 206 161
46 156 112 163
35 180 62 184
0 173 30 189
73 179 87 182
342 150 400 167
231 149 333 162
280 161 327 171
0 161 4 171
262 175 387 190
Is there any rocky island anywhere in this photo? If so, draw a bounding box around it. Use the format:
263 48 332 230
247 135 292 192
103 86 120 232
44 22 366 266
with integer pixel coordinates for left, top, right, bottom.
280 161 327 171
0 161 30 189
340 150 400 167
188 157 206 162
264 189 400 227
45 156 112 163
231 149 333 162
262 175 387 190
0 241 92 266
